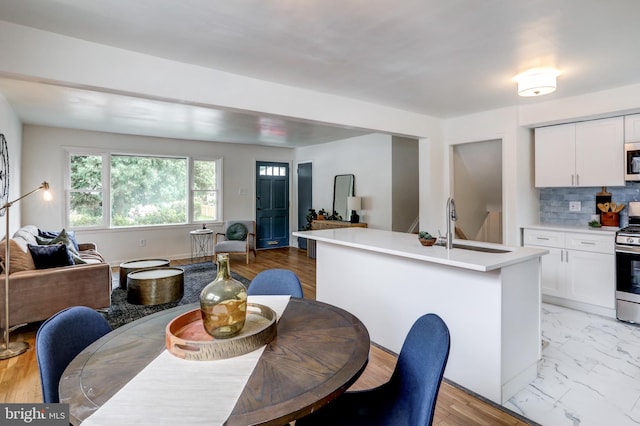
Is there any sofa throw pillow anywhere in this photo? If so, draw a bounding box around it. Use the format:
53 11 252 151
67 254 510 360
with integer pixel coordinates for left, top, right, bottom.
0 238 37 273
36 229 86 265
38 228 80 252
226 223 248 241
27 243 74 269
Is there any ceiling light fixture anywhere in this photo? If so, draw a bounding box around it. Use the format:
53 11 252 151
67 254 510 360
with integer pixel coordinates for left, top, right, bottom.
516 69 558 97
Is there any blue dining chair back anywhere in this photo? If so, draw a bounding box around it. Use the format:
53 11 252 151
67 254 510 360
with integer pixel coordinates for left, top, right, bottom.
36 306 112 403
297 313 450 426
247 269 304 298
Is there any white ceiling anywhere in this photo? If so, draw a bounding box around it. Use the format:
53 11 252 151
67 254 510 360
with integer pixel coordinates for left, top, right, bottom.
0 0 639 146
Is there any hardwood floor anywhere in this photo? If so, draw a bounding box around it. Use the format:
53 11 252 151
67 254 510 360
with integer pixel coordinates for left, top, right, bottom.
0 247 530 425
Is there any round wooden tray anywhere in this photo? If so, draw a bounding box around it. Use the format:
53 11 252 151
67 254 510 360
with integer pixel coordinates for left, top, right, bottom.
166 303 277 360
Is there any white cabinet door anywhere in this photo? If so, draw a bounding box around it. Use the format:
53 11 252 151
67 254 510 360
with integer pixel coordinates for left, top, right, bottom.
524 229 565 297
540 247 565 297
575 117 624 187
566 250 615 309
535 123 575 187
524 228 615 310
625 114 640 142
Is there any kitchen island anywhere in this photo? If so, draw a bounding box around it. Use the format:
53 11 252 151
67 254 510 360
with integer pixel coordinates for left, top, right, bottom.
293 227 548 404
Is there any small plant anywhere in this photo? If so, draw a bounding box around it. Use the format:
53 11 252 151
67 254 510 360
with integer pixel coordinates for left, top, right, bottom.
303 209 317 230
588 219 601 228
418 231 434 240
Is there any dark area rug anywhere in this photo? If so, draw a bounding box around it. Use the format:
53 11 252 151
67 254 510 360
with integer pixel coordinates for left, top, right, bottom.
102 262 251 329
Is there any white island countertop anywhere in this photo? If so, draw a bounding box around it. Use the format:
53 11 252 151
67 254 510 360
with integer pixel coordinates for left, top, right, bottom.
294 228 547 272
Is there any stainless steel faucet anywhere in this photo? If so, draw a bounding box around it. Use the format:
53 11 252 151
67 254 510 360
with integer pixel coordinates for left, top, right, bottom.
446 197 457 249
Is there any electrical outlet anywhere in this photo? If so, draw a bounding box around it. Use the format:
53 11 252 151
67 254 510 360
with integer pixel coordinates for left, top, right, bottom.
569 201 581 212
139 239 146 247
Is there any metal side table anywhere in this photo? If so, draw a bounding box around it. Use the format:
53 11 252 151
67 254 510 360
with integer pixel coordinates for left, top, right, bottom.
190 229 214 262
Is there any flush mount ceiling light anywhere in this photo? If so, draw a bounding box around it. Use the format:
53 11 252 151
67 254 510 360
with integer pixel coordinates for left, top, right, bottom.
516 69 559 97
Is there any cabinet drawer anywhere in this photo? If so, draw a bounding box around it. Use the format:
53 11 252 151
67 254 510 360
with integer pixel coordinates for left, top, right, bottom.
565 233 614 254
523 229 564 248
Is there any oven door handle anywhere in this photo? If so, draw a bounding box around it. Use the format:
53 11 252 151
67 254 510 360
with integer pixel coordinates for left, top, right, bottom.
615 246 640 255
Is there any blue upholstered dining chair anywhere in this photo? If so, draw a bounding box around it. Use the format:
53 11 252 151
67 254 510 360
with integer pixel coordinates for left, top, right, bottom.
297 313 450 426
247 269 304 298
36 306 112 403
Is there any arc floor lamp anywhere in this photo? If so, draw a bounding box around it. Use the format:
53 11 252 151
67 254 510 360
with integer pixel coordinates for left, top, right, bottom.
0 181 51 359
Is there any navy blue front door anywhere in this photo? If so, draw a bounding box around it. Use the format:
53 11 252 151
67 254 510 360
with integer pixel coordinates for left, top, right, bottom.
256 162 289 249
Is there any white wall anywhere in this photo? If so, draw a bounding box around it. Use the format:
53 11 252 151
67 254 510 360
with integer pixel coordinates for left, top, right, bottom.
295 134 393 231
519 83 640 127
0 95 23 238
21 125 293 265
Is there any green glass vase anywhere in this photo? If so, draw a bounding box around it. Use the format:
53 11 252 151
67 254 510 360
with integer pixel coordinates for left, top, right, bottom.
199 253 247 338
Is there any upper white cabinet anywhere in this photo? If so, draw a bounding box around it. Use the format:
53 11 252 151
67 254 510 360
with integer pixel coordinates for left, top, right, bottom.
625 114 640 142
535 117 624 187
534 123 575 187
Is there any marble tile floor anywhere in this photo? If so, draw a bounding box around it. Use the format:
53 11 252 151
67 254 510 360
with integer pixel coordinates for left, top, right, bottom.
504 303 640 426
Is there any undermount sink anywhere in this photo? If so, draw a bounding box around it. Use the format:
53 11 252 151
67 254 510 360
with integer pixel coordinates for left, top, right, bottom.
452 244 511 254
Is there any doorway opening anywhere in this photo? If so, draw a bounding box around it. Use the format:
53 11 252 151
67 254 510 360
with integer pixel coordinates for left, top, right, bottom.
452 139 503 243
297 162 312 249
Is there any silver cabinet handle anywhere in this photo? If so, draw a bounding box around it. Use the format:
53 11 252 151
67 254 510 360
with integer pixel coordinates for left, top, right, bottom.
561 250 564 262
565 250 569 262
580 241 596 245
576 174 580 186
536 237 550 240
571 175 574 186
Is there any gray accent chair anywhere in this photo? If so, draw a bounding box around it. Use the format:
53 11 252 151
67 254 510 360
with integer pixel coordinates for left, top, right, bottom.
214 220 257 264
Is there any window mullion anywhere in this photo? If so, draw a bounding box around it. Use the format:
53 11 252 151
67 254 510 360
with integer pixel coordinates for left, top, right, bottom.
104 153 111 228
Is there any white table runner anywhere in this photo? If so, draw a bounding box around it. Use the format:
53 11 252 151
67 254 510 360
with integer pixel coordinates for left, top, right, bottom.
82 295 291 426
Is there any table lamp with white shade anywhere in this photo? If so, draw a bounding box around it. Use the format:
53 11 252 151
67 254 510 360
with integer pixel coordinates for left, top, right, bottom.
0 181 52 359
347 196 362 224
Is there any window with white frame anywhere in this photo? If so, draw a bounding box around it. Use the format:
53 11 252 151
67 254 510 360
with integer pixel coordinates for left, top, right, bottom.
192 159 219 223
69 153 104 227
67 151 221 228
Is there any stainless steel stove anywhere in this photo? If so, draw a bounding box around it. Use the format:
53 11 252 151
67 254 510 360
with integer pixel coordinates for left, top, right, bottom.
616 202 640 323
616 225 640 247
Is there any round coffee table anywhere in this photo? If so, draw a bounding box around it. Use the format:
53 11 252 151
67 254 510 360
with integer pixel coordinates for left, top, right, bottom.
126 267 185 306
118 258 170 290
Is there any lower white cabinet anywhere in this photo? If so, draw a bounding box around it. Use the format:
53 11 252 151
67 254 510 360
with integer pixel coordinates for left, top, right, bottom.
524 228 615 313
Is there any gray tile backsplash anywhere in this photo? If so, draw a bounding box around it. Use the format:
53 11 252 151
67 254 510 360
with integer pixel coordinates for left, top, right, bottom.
539 183 640 227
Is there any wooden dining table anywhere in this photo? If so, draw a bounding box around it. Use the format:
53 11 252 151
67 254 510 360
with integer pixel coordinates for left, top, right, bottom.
59 298 370 425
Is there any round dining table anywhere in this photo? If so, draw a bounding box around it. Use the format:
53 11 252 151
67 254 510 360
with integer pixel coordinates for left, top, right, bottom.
59 298 370 425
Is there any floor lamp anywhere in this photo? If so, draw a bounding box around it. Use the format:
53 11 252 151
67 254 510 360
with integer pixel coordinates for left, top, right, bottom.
0 181 51 359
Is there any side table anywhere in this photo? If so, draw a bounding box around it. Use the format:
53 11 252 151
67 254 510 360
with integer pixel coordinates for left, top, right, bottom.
190 229 214 262
118 258 170 290
127 267 184 305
